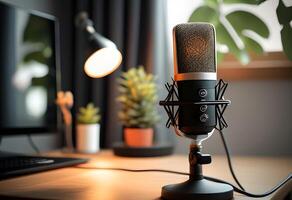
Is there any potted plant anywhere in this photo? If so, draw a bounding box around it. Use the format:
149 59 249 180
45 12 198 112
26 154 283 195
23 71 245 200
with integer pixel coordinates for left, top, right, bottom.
76 103 101 153
117 66 160 147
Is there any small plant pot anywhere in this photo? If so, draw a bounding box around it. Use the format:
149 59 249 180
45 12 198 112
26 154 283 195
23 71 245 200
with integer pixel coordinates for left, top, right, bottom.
124 128 154 147
76 124 100 153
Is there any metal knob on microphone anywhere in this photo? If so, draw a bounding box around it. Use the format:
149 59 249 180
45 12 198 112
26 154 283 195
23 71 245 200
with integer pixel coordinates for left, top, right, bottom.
159 23 233 200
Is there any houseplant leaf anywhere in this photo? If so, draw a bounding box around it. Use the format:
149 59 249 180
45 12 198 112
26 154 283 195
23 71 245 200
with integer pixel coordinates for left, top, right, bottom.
242 36 263 54
276 0 292 60
226 11 269 38
216 23 250 64
117 67 160 128
188 6 219 25
226 10 269 55
276 0 292 25
281 24 292 60
223 0 265 4
188 1 271 64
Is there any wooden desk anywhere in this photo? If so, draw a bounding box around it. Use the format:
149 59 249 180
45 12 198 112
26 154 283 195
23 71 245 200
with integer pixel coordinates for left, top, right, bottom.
0 151 291 200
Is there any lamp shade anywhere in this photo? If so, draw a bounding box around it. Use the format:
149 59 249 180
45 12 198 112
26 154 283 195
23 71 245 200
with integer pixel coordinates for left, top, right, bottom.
76 11 122 78
84 47 122 78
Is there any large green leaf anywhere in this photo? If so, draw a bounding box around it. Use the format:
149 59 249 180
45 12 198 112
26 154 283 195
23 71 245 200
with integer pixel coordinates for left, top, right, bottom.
188 6 219 25
276 0 292 60
276 0 292 25
216 23 250 64
227 11 269 38
281 24 292 60
188 1 271 64
226 10 268 55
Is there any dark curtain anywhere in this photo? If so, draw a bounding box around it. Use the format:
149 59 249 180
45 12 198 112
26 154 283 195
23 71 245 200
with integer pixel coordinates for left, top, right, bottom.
74 0 172 148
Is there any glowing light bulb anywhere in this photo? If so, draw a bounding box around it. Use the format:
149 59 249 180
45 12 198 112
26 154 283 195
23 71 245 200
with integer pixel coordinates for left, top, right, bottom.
84 47 122 78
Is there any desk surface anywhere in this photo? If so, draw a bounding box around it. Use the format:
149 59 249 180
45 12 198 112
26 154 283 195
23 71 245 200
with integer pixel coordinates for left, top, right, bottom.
0 151 291 200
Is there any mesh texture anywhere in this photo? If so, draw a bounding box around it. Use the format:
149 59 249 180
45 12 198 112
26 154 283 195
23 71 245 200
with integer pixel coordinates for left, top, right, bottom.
174 23 216 73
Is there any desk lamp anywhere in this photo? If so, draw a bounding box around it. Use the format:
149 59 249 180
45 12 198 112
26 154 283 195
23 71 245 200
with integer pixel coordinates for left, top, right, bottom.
75 12 122 78
58 12 122 151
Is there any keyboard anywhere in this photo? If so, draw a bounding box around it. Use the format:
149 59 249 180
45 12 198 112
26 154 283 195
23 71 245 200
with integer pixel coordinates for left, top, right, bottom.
0 154 88 180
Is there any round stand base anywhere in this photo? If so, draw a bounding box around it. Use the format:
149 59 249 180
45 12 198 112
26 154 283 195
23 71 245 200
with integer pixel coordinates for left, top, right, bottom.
113 142 174 157
161 178 233 200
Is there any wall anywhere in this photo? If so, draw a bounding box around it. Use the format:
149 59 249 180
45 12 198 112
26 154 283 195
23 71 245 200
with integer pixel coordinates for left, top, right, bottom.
175 79 292 156
0 0 74 154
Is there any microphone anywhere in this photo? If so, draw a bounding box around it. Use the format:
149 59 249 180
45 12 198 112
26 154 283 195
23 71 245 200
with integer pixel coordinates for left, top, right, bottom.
159 23 233 200
173 23 216 137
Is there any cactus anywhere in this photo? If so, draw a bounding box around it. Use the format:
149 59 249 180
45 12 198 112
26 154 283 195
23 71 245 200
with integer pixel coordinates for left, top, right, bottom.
117 66 160 128
77 103 101 124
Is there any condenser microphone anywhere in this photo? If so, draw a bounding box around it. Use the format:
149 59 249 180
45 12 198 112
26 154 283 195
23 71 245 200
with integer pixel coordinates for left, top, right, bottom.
173 23 217 137
159 23 233 200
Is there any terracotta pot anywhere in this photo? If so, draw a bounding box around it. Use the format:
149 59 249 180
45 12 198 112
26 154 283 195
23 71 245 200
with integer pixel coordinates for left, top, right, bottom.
124 128 154 147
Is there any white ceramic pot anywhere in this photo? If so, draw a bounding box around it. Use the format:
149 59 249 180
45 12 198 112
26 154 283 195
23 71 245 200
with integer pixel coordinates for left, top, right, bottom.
76 124 100 153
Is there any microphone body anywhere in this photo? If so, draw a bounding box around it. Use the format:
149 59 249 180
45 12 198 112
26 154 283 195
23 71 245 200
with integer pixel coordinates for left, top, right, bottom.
159 23 233 200
173 23 217 137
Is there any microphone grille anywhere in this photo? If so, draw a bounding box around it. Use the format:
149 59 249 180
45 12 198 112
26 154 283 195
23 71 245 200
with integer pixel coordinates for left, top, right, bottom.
174 23 216 73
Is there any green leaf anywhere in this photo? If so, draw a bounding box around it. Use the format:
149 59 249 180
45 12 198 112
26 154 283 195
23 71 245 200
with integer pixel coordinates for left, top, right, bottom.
225 10 269 62
223 0 264 4
216 23 250 64
281 24 292 60
205 0 219 8
80 107 86 114
276 0 292 60
257 0 268 4
188 6 219 25
188 0 271 64
242 36 263 54
23 51 47 64
116 67 160 127
276 0 292 25
23 16 51 45
77 103 101 124
226 11 269 38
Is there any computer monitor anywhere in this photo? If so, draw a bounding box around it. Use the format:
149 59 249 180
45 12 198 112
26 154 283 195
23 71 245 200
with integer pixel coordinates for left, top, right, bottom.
0 1 61 135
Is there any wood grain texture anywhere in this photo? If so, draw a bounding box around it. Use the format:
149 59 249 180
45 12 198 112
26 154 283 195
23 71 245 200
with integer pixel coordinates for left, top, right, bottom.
0 151 291 200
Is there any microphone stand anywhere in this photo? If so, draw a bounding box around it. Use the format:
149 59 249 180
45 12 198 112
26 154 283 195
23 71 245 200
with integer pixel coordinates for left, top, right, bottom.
160 79 233 199
161 140 233 200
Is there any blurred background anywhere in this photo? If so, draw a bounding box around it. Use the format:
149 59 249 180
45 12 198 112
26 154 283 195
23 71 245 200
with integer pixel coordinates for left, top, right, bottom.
0 0 291 156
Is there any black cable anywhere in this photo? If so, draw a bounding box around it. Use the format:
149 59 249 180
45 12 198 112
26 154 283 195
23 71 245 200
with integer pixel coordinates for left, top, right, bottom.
205 174 292 198
74 165 292 198
27 134 40 154
216 128 292 197
216 128 246 191
0 136 2 146
74 166 189 175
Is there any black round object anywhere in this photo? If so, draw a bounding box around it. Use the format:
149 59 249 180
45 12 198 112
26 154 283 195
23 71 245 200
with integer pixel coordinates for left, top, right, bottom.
161 179 233 200
113 142 174 157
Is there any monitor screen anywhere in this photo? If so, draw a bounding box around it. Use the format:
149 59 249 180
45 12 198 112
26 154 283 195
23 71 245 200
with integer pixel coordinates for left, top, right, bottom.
0 2 59 134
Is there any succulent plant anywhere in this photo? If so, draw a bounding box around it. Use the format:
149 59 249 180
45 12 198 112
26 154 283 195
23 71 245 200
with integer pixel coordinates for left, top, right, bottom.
117 66 160 128
77 103 101 124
